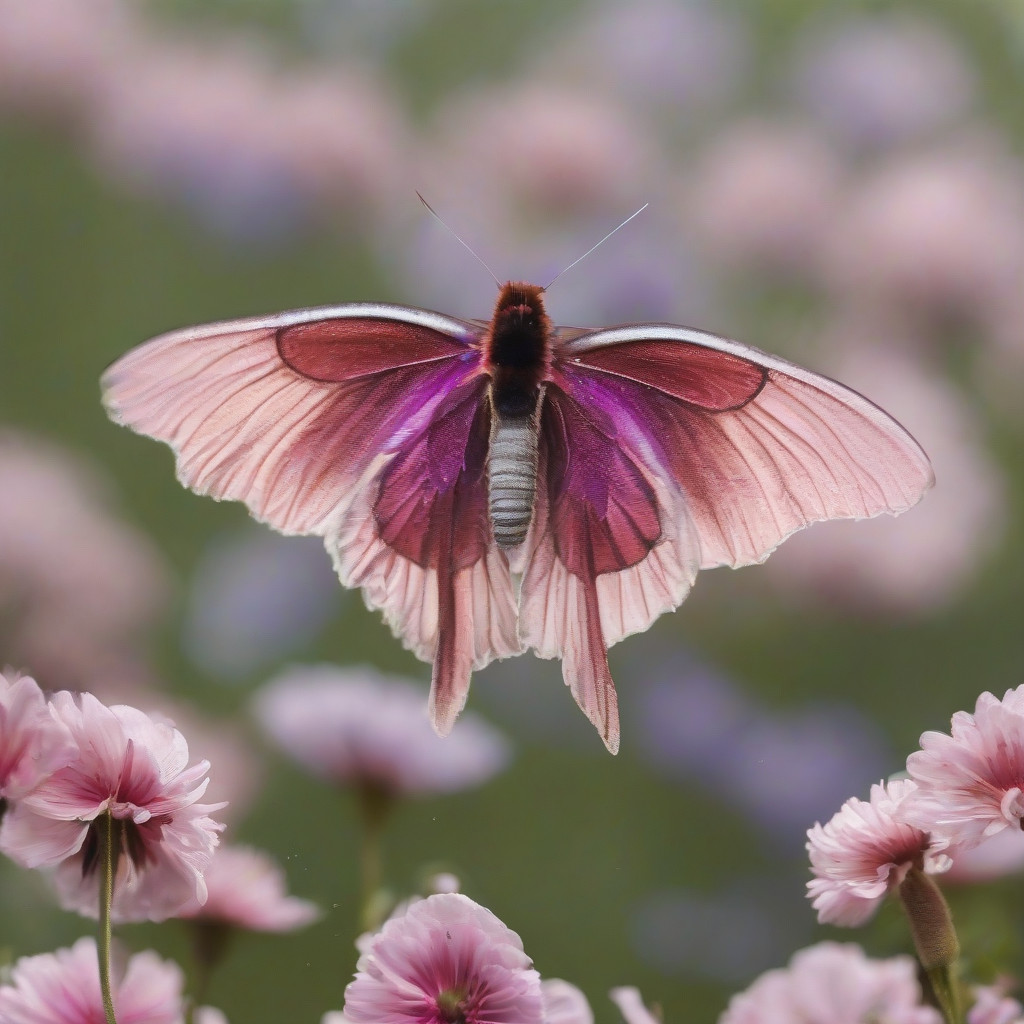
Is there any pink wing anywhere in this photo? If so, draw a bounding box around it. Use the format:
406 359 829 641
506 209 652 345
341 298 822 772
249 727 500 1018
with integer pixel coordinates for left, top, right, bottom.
102 305 520 729
521 325 933 752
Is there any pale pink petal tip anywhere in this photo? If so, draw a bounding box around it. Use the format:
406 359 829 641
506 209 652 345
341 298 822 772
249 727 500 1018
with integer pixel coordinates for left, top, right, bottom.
719 942 942 1024
0 936 185 1024
254 664 510 795
176 843 319 932
344 892 544 1024
542 979 593 1024
806 778 949 927
609 987 660 1024
0 690 223 922
900 685 1024 851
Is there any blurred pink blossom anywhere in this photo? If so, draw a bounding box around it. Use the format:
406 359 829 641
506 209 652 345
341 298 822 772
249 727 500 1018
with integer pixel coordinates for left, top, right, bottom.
944 826 1024 883
542 980 593 1024
184 529 342 680
343 893 543 1024
0 691 223 921
177 843 319 932
969 984 1024 1024
253 664 510 796
900 686 1024 850
425 83 657 232
0 936 185 1024
0 0 132 116
717 942 941 1024
764 341 1005 614
687 120 843 275
791 15 974 148
609 987 658 1024
0 671 74 807
0 430 169 696
806 779 951 927
823 145 1024 322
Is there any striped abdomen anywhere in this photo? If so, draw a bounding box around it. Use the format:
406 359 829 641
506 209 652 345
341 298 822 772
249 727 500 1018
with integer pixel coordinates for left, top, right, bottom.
488 410 540 548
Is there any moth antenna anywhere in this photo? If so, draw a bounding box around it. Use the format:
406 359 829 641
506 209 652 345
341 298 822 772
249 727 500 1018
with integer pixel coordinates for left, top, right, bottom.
543 204 649 291
417 192 502 289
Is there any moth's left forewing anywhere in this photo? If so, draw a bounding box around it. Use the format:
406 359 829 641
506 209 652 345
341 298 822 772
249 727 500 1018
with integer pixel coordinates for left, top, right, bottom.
556 323 934 571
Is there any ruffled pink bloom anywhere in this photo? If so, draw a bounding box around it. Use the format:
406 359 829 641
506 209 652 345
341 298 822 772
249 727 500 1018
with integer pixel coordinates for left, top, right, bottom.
0 936 184 1024
254 665 509 796
609 987 659 1024
0 691 223 921
718 942 941 1024
900 686 1024 849
0 671 74 806
969 985 1024 1024
807 778 951 926
343 893 544 1024
542 980 592 1024
177 843 319 931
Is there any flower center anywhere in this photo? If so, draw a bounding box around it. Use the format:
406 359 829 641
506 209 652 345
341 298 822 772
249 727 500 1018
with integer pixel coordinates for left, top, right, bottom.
79 812 171 877
436 987 468 1024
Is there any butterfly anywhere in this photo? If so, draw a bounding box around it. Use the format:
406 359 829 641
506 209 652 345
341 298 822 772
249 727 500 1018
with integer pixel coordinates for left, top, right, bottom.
102 281 933 753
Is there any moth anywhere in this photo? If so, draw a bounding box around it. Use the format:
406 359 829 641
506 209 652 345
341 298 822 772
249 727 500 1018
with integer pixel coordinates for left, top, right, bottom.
102 281 933 753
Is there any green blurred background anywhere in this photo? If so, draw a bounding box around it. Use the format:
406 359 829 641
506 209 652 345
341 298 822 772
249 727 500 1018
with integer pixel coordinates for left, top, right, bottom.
3 0 1024 1020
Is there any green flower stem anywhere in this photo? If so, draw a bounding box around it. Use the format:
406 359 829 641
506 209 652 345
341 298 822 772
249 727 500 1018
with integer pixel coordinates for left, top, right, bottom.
898 866 962 1024
97 812 119 1024
355 785 395 933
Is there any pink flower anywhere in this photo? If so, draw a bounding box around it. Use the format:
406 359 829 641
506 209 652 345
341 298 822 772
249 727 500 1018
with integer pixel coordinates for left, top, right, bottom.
718 942 942 1024
609 987 659 1024
0 936 185 1024
343 893 544 1024
177 843 319 932
900 686 1024 849
969 985 1024 1024
945 827 1024 883
0 691 223 921
807 779 951 926
254 665 510 796
542 980 592 1024
0 671 74 807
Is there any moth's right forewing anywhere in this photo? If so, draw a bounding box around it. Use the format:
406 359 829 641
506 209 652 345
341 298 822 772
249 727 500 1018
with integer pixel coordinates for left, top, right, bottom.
101 305 481 536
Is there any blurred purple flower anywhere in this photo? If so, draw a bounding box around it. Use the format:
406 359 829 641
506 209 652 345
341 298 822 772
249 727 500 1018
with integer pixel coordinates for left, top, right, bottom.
968 984 1024 1024
718 942 941 1024
765 340 1006 614
538 0 748 116
0 430 169 697
791 15 974 149
253 664 510 796
183 528 342 681
686 119 843 276
635 659 890 846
